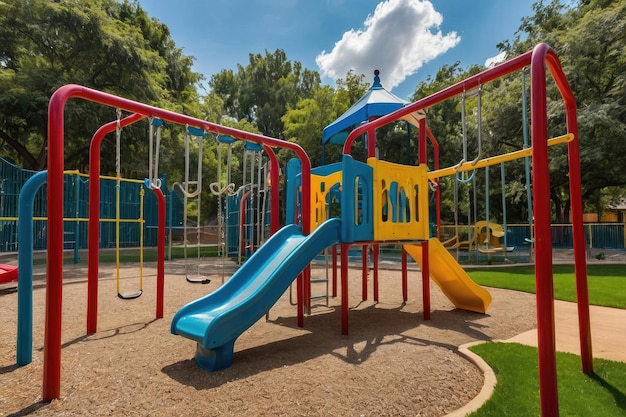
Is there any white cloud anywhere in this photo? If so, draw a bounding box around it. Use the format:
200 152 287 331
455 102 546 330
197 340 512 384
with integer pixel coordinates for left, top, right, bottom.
315 0 460 91
484 51 507 68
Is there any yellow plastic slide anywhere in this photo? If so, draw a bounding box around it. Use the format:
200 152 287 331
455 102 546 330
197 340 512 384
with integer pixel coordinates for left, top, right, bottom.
404 239 492 313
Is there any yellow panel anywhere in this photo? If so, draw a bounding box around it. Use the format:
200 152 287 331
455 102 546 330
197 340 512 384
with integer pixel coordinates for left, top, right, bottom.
368 158 429 241
309 171 342 232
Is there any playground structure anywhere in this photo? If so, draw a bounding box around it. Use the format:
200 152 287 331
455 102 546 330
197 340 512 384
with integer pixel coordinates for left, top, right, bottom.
15 43 588 417
335 43 590 417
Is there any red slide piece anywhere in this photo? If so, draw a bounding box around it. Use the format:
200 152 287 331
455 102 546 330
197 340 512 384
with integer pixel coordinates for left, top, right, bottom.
0 264 18 284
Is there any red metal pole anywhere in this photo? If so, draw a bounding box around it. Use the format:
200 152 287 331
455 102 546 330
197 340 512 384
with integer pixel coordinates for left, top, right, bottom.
154 187 166 318
401 248 408 302
332 245 338 298
43 85 68 402
297 271 304 328
341 243 349 335
361 245 368 301
531 43 559 417
373 243 379 302
568 108 593 376
422 240 431 321
544 51 593 374
263 145 280 235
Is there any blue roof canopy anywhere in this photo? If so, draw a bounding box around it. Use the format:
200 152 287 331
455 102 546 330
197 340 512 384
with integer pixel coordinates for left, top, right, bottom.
322 72 424 146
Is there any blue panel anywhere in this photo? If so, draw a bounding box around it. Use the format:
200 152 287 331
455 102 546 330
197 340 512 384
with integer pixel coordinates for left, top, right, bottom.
217 135 237 145
311 162 342 177
187 126 205 137
340 155 373 243
244 142 263 152
285 158 302 226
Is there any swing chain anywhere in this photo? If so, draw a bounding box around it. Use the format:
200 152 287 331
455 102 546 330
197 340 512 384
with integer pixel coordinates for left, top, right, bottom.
470 84 483 166
115 109 122 182
148 117 162 190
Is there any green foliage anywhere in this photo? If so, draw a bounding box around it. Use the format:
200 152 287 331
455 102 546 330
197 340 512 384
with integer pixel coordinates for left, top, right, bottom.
2 0 623 226
37 245 221 265
281 71 370 167
496 0 626 221
418 0 625 225
209 49 321 139
469 342 626 417
0 0 201 173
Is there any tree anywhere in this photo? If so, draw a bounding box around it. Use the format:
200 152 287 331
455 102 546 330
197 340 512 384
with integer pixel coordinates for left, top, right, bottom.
494 0 626 221
0 0 201 174
209 49 321 139
558 0 626 218
282 70 370 167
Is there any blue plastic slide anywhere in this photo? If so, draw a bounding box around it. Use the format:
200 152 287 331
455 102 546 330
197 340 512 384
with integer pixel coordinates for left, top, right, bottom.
171 218 342 371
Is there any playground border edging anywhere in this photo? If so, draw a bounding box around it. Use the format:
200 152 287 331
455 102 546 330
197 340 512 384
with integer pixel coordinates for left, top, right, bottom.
445 341 497 417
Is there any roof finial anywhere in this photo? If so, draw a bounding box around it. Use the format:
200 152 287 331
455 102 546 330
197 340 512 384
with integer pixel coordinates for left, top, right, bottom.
373 69 382 88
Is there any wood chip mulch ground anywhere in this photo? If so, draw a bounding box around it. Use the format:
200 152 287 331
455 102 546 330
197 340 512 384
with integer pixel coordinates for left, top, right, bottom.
1 258 538 417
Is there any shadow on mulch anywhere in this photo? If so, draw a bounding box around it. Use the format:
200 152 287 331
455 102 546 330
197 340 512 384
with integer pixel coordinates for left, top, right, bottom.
162 303 492 390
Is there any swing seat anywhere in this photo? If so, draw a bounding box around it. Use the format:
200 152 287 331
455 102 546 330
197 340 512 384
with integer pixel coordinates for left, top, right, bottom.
475 221 512 252
441 235 459 248
209 182 236 196
186 275 211 284
478 245 515 254
477 246 498 254
118 289 143 300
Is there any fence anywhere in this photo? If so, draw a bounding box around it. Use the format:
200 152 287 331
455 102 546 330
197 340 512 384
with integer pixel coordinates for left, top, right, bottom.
0 157 183 252
440 223 625 250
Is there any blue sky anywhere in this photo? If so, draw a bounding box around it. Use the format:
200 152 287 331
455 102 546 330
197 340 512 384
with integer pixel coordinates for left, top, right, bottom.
141 0 536 100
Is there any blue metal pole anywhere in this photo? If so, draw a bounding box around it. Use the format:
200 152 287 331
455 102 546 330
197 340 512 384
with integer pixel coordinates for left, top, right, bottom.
167 186 173 260
17 170 48 366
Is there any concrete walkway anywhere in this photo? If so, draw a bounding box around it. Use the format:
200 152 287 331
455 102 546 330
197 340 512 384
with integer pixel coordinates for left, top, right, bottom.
505 300 626 363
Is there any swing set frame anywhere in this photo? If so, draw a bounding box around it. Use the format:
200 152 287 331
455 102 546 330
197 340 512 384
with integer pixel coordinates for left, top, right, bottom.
44 84 307 402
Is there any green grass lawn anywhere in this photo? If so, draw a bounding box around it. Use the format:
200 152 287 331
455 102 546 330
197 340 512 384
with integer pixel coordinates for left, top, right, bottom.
468 342 626 417
467 264 626 309
465 264 626 415
35 245 223 266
